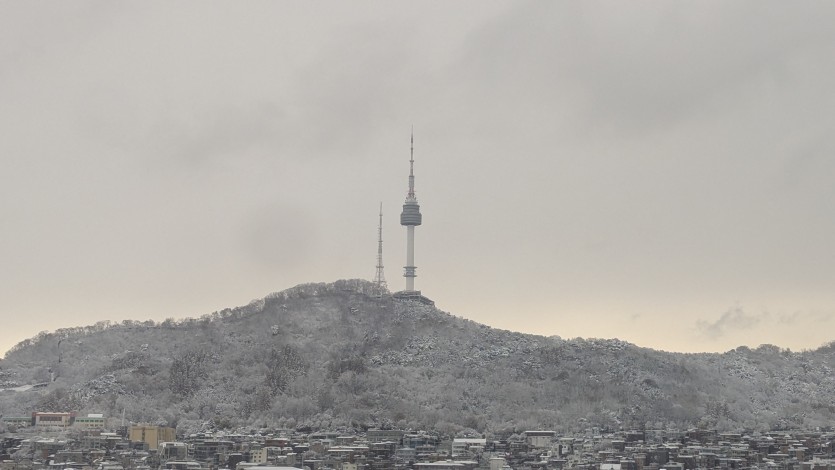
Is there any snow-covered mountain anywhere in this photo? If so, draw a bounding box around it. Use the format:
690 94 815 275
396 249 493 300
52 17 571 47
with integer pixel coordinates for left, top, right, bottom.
2 280 834 435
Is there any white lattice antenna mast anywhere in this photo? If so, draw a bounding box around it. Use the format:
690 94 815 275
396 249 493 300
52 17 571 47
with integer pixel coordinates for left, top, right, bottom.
373 202 388 297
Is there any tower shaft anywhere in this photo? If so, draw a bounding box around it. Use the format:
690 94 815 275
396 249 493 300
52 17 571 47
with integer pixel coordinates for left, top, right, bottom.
405 225 416 291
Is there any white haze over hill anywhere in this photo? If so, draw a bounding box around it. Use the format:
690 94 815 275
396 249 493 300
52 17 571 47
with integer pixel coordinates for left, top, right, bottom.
1 2 835 355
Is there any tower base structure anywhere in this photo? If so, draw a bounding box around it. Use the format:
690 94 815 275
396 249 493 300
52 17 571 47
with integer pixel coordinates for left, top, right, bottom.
392 290 435 306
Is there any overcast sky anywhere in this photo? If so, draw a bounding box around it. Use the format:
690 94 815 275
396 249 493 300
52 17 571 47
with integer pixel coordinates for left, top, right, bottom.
2 1 834 356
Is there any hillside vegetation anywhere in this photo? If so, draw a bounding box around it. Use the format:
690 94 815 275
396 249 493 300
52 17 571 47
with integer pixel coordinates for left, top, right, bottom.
2 280 834 435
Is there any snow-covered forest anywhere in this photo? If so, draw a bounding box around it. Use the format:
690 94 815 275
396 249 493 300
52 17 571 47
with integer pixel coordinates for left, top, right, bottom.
2 280 834 436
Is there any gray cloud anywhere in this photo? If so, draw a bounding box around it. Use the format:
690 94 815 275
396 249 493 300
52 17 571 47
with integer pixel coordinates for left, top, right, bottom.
696 306 768 340
776 310 834 326
149 103 289 169
451 2 835 136
242 204 319 271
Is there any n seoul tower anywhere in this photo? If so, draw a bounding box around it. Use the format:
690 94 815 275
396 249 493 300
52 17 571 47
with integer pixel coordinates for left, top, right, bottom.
400 132 422 292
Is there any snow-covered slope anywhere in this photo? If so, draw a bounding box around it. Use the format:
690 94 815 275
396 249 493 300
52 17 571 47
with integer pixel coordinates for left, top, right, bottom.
2 280 834 435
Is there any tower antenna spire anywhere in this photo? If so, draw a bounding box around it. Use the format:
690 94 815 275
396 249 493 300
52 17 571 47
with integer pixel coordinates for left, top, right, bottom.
373 202 388 298
408 126 415 199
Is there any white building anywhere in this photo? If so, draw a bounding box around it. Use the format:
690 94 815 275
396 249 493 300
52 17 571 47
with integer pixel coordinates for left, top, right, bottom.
451 439 486 458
